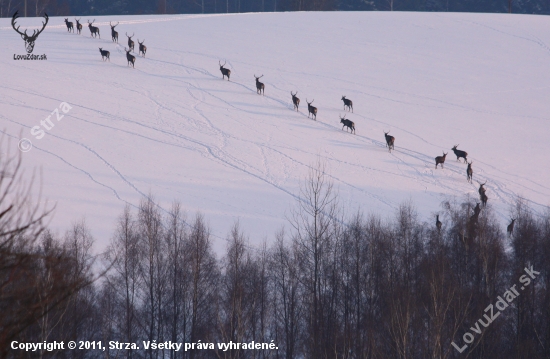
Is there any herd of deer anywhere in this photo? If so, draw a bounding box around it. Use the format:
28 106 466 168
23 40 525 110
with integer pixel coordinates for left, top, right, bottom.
64 18 147 68
61 18 511 236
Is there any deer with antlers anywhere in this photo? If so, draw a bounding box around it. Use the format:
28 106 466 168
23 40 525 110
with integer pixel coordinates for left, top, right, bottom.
75 18 83 34
254 75 265 95
384 131 395 152
126 33 135 52
110 22 119 43
12 11 48 54
340 114 355 134
218 61 231 80
138 39 147 57
64 18 74 32
307 99 317 120
125 48 135 68
87 19 100 38
291 91 300 111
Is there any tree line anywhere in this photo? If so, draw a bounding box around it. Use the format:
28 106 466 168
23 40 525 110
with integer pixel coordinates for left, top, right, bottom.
1 0 550 18
1 144 550 359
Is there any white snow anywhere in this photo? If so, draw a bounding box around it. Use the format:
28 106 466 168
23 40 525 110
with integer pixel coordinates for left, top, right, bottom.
1 11 550 252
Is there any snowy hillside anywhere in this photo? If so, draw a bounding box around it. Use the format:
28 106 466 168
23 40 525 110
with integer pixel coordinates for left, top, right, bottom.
1 11 550 251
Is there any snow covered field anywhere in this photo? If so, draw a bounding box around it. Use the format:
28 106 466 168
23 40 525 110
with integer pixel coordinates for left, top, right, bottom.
1 11 550 251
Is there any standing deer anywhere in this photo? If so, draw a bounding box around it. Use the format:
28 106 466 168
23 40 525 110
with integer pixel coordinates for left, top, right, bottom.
87 19 100 38
64 18 74 32
436 214 442 232
254 75 264 94
307 99 317 120
435 152 448 169
219 61 231 80
11 11 48 53
99 48 110 61
138 39 147 57
125 47 135 68
75 18 83 34
340 114 355 134
110 22 118 42
384 131 395 152
466 161 473 183
126 33 135 52
507 218 516 236
291 91 300 111
452 144 468 163
341 96 353 112
478 181 488 206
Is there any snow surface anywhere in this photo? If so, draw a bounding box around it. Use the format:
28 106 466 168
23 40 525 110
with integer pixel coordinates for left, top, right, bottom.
1 11 550 252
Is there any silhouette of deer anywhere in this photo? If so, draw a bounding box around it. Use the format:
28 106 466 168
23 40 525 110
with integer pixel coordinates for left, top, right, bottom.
254 75 264 94
87 19 100 38
467 161 473 183
478 181 488 206
64 18 74 32
219 61 230 80
125 47 135 68
110 22 118 42
435 152 448 169
126 33 135 52
291 91 300 111
11 11 48 53
384 131 395 152
138 39 147 57
340 114 355 134
307 99 317 120
75 18 82 34
507 218 516 236
99 48 110 62
341 96 353 112
452 144 468 163
436 214 442 232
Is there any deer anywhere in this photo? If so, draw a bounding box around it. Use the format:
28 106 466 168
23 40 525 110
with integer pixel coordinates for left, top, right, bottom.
11 11 48 54
138 39 147 57
75 18 83 34
254 75 264 95
110 22 118 43
436 214 442 232
125 47 135 68
466 161 473 183
219 61 231 80
126 33 135 52
307 99 317 120
435 152 448 169
452 145 468 163
64 18 74 32
340 114 355 134
291 91 300 111
341 96 353 112
507 218 516 236
87 19 100 38
99 48 110 62
384 131 395 152
478 181 488 206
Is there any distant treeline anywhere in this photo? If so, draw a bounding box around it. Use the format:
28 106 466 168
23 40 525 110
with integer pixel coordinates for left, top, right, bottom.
1 150 550 359
1 0 550 17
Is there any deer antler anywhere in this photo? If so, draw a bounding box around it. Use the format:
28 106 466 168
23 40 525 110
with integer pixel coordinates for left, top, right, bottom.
33 13 49 38
11 11 25 37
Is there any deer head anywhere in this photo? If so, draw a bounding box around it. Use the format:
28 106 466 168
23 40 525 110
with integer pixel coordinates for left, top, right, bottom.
12 11 48 54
